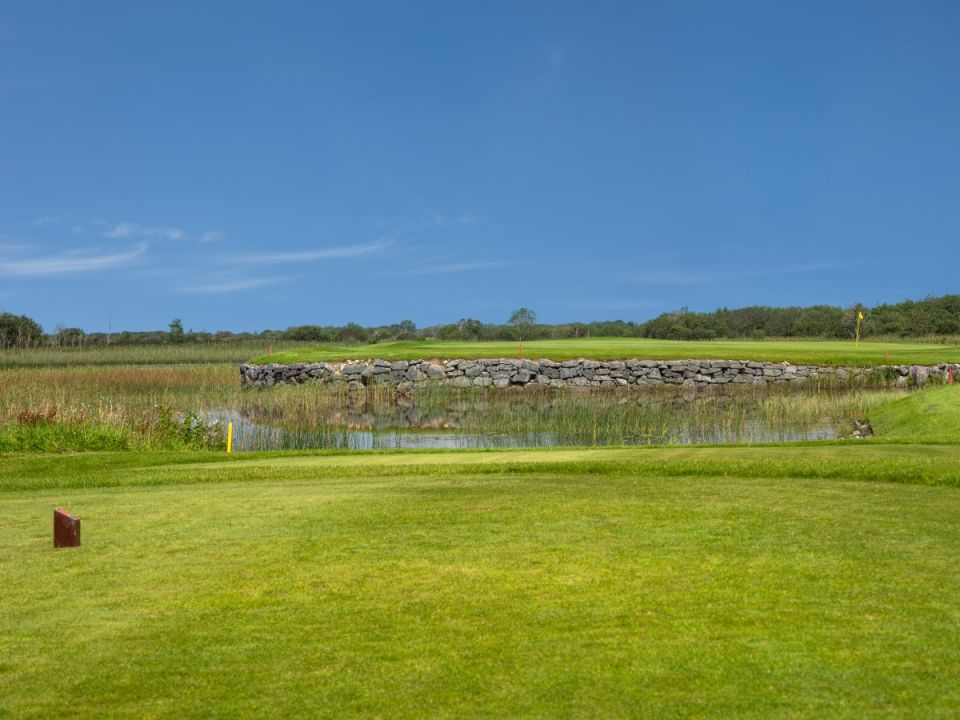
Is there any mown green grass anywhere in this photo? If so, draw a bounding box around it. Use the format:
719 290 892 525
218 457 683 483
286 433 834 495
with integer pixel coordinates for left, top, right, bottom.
3 380 958 716
3 443 960 492
870 384 960 441
2 444 960 718
256 338 960 366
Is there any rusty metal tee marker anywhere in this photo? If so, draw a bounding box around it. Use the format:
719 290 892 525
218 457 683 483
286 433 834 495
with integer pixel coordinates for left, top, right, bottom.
53 508 80 548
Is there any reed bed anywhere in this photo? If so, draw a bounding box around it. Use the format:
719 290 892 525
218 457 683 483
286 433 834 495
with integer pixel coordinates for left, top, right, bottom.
0 365 233 450
0 341 314 368
230 384 896 450
0 364 903 452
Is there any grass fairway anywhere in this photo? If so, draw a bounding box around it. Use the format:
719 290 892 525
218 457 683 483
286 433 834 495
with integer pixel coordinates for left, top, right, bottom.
255 338 960 366
3 445 960 718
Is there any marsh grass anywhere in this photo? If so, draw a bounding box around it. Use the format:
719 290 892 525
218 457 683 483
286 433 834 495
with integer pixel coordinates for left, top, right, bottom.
0 364 907 451
0 341 315 368
0 412 223 452
0 366 231 451
230 383 898 449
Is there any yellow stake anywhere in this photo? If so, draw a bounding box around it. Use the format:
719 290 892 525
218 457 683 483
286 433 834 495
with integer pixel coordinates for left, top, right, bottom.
227 422 233 454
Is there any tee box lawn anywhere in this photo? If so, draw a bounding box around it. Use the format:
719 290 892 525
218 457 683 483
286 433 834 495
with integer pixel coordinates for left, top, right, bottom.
2 389 960 717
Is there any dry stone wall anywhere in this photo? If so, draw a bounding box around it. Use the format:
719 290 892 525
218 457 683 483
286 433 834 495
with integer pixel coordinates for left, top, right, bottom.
240 358 958 391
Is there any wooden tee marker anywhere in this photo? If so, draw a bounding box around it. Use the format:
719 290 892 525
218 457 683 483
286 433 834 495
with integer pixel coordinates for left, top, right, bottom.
53 508 80 548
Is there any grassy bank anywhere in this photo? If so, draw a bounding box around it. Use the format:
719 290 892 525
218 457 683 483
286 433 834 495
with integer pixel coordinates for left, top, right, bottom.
2 444 960 718
870 384 960 441
254 338 960 366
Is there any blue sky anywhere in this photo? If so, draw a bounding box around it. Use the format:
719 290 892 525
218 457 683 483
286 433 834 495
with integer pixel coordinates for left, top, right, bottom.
1 1 958 332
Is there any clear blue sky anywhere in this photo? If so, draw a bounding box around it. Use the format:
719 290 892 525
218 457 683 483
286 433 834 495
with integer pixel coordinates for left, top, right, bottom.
1 1 958 333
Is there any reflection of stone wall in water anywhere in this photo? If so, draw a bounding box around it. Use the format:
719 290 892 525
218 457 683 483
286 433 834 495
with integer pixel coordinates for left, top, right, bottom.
240 358 959 391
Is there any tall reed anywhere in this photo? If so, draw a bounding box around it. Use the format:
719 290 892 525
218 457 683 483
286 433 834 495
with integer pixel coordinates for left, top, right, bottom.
0 364 904 451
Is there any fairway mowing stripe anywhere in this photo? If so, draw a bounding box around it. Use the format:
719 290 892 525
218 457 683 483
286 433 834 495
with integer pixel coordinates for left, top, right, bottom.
121 445 960 491
168 444 960 472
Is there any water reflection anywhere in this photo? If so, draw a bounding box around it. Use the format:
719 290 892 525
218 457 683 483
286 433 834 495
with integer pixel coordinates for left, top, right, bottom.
209 386 876 450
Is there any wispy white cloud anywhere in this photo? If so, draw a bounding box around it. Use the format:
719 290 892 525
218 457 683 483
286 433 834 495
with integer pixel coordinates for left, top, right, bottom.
396 260 511 275
0 236 35 252
0 243 147 277
178 275 296 294
34 216 61 227
199 230 224 243
235 238 394 264
104 222 182 241
102 222 132 238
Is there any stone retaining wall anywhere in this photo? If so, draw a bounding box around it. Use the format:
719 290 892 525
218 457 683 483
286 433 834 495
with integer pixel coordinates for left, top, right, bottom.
240 358 959 391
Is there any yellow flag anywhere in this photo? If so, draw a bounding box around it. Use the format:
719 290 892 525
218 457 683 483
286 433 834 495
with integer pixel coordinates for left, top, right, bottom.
858 311 864 321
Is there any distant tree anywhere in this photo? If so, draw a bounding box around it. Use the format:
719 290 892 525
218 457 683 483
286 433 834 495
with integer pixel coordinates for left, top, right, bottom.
340 322 368 344
436 323 460 341
369 327 392 343
168 318 185 344
457 318 484 340
0 312 43 349
55 325 86 348
397 320 418 340
508 308 537 327
284 325 326 341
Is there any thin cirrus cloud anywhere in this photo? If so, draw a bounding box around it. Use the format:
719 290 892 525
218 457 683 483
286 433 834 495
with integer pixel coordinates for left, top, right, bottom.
178 275 298 294
73 218 221 242
233 238 394 264
103 222 183 241
0 236 35 251
0 242 147 277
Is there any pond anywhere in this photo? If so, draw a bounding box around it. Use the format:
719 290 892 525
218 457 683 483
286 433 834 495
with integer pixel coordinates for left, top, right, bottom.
211 385 900 451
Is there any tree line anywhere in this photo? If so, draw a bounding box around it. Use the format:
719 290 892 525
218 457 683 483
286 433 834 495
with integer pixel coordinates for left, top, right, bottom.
2 295 959 349
640 295 960 341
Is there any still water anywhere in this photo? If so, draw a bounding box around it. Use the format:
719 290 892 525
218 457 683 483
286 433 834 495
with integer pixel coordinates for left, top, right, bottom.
210 386 878 451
